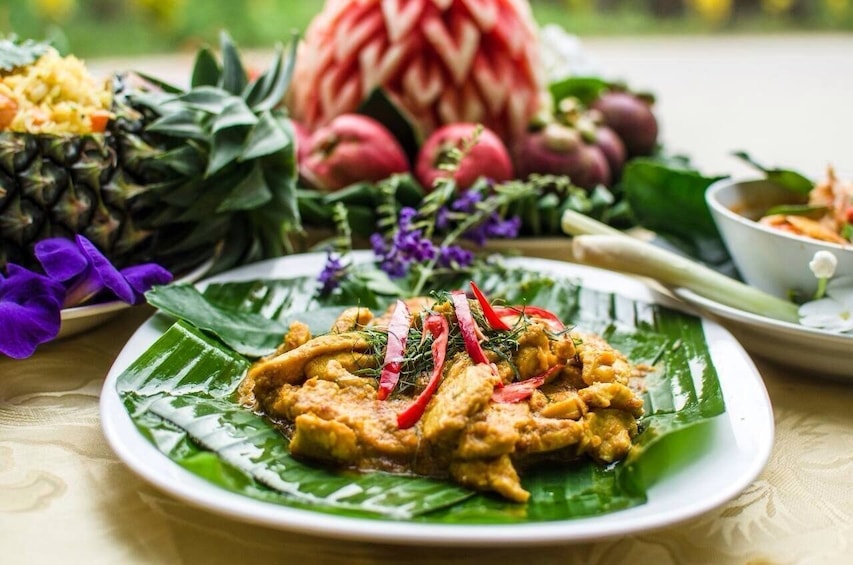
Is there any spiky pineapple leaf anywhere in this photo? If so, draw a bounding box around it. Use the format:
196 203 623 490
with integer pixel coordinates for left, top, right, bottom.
147 109 207 139
217 162 272 212
191 45 221 88
205 127 248 177
218 31 248 95
260 152 299 224
240 110 292 161
244 37 298 113
176 87 237 114
212 98 258 132
154 145 206 177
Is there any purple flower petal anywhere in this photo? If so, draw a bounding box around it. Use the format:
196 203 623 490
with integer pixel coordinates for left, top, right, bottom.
74 235 135 304
120 263 174 304
0 265 65 359
35 237 89 281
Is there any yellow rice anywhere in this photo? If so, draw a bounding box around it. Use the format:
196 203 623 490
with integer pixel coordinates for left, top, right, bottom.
0 48 112 135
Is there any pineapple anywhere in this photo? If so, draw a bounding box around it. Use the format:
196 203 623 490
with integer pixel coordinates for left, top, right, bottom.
0 33 300 276
288 0 546 144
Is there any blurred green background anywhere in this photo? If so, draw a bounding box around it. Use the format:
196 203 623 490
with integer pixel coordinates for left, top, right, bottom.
1 0 852 58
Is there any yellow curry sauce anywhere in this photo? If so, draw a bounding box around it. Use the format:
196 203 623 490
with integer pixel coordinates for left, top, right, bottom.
239 291 646 503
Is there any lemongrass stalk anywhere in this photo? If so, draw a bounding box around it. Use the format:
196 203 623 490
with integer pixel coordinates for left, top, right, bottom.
561 211 800 323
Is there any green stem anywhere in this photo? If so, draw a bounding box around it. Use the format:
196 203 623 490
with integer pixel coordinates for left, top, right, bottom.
814 277 828 300
562 210 801 324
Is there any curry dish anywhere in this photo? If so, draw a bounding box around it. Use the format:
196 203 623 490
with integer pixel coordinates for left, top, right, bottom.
239 286 646 503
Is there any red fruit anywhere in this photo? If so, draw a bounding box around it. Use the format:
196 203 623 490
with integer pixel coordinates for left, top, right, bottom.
591 91 659 157
592 126 627 179
288 0 545 144
415 123 514 191
300 114 410 191
513 123 611 190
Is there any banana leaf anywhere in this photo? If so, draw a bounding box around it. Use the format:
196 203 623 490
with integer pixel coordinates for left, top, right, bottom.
120 267 725 523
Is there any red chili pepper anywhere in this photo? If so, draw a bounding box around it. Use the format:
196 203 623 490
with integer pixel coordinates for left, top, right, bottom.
451 290 491 365
469 281 512 331
377 300 412 400
492 305 565 333
491 364 565 404
845 205 853 224
397 313 449 429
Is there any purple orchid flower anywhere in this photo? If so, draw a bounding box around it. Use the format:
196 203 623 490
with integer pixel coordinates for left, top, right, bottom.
35 235 173 307
0 265 66 359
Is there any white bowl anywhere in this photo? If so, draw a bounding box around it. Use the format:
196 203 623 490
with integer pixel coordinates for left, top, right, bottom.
706 178 853 300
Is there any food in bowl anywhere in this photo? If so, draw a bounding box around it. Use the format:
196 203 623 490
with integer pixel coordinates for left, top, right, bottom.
706 173 853 300
239 290 646 503
756 167 852 246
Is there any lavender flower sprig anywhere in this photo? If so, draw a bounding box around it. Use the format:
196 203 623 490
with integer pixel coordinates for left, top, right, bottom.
316 127 534 298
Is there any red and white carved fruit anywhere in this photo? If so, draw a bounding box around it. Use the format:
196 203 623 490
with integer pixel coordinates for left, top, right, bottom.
415 122 514 191
288 0 546 144
300 114 410 191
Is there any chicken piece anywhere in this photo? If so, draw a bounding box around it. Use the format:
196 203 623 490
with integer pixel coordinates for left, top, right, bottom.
515 415 585 454
454 403 525 460
421 359 501 447
579 381 644 417
330 306 374 333
304 351 377 381
290 413 360 464
450 454 529 503
272 365 420 470
513 324 558 379
266 321 312 359
580 409 639 464
577 333 633 386
537 390 587 420
245 332 372 403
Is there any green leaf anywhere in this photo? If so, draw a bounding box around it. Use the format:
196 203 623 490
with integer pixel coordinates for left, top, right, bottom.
732 150 813 194
621 157 731 265
216 162 273 212
244 37 298 113
212 98 259 132
145 284 289 357
205 126 248 177
176 87 236 114
240 110 293 161
218 30 248 95
259 148 300 225
146 109 207 139
190 46 221 88
764 203 826 216
357 88 422 163
548 76 611 107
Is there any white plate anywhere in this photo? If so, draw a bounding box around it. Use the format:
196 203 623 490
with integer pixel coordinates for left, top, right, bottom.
100 253 774 546
674 287 853 381
57 254 216 340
